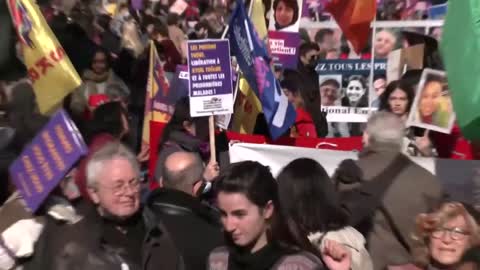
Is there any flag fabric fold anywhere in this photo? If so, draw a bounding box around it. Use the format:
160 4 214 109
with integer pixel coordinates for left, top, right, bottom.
232 76 263 134
441 0 480 140
326 0 376 54
141 42 172 146
250 0 268 41
227 0 296 139
7 0 82 114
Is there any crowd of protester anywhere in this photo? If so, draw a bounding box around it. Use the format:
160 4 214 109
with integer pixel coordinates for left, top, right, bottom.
1 0 480 269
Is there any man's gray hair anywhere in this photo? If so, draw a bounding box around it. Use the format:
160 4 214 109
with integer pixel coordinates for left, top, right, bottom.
365 111 405 148
86 142 140 188
163 152 204 194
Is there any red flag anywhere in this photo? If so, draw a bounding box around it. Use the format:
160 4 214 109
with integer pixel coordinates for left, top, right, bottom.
326 0 376 54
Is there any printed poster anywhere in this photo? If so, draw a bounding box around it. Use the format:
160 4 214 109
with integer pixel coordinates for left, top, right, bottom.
316 59 387 123
9 110 87 212
187 39 234 117
406 68 455 134
268 31 301 69
268 0 303 32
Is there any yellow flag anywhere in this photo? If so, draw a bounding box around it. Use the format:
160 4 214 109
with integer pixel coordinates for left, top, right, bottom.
232 76 262 134
7 0 82 114
250 0 268 40
104 3 118 17
141 42 171 145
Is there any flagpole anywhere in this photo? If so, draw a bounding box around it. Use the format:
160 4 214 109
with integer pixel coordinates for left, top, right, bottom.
368 16 377 117
149 41 155 122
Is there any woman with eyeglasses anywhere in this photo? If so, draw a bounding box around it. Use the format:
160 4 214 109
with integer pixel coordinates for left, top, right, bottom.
389 202 480 270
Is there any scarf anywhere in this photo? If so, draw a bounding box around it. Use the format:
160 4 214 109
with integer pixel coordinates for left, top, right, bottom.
228 243 287 270
168 130 210 160
82 69 110 83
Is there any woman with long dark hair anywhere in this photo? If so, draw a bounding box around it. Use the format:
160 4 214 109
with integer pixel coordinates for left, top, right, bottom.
70 48 129 118
379 80 435 157
207 161 348 270
282 69 328 138
277 158 372 270
379 80 415 122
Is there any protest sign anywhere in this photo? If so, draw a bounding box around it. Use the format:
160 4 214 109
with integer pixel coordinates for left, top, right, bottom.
268 0 303 32
268 31 300 69
316 59 387 123
386 44 424 83
407 68 456 134
169 0 188 15
187 39 233 117
9 110 87 212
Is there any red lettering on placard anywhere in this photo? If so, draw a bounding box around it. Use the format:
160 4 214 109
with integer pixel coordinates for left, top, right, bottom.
35 57 54 75
244 101 252 114
50 47 65 62
28 68 40 82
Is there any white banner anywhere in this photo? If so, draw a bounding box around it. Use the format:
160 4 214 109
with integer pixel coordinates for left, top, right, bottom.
229 143 435 177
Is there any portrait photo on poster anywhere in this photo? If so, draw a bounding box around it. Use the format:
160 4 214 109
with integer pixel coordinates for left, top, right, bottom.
319 75 343 107
406 68 455 134
316 59 386 123
268 0 302 32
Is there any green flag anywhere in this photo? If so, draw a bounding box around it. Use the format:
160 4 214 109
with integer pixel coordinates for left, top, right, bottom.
441 0 480 140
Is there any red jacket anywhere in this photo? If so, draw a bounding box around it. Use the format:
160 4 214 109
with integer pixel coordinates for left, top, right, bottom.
294 108 318 138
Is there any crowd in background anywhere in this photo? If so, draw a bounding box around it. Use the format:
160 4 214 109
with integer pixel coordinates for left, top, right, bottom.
2 0 480 270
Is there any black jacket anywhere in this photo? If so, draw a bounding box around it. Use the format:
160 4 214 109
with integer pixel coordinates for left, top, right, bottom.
145 188 224 270
23 199 184 270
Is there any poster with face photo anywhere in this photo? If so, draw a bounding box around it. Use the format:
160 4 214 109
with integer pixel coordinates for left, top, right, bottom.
406 68 455 134
316 59 387 123
268 0 303 32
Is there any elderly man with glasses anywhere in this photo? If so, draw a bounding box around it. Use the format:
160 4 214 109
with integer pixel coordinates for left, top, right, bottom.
23 142 186 270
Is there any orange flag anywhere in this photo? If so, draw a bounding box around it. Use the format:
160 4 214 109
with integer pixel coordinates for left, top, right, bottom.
326 0 376 54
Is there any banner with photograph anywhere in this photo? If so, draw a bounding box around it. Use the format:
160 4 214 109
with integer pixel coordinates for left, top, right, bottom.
187 39 233 117
268 31 301 69
9 110 87 212
316 59 387 123
406 68 455 134
268 0 303 32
